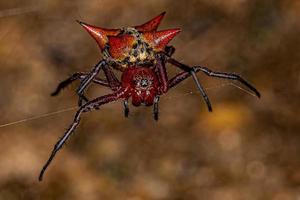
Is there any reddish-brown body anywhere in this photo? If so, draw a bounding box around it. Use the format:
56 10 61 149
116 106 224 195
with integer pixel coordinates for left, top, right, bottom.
121 67 159 106
39 12 261 181
77 12 180 70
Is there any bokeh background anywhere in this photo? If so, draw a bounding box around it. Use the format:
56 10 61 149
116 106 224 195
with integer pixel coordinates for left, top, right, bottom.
0 0 299 199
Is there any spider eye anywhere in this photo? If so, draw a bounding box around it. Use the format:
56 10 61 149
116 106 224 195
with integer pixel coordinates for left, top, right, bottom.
133 77 151 89
140 79 149 87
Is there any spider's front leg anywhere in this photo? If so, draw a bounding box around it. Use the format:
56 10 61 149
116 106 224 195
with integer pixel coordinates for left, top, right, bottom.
77 60 107 106
167 56 261 111
51 72 109 96
150 54 168 121
167 63 260 98
167 57 213 112
167 61 261 109
76 63 121 106
39 89 125 181
191 66 260 98
155 54 169 94
52 60 121 106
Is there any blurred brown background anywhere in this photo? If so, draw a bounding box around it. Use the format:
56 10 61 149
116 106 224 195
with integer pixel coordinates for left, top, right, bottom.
0 0 299 199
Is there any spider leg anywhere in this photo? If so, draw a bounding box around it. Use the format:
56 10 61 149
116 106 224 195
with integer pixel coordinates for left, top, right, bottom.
52 63 120 106
76 62 121 106
192 66 261 98
51 72 109 96
168 71 192 89
123 100 129 118
77 60 107 106
38 89 125 181
168 66 260 98
102 65 121 91
164 45 176 57
153 96 160 121
167 58 212 112
155 54 169 93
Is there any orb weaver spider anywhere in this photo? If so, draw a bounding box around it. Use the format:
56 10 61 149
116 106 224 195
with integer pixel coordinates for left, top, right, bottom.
39 12 260 181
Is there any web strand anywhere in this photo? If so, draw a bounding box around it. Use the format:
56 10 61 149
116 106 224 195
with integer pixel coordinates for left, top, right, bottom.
0 82 256 129
228 82 257 97
0 107 77 128
0 5 40 18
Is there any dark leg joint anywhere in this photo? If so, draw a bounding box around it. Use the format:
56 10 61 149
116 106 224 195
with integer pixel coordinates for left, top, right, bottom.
51 72 86 96
193 66 261 98
164 45 176 57
78 94 89 107
190 70 213 112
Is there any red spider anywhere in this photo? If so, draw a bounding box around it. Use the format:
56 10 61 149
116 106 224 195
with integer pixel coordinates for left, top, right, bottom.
39 12 260 181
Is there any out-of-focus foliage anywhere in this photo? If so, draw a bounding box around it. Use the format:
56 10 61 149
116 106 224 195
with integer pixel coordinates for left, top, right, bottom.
0 0 299 199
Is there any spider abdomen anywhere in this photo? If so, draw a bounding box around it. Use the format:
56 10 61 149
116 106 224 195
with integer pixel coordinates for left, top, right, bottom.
40 12 260 181
78 20 180 69
106 31 156 69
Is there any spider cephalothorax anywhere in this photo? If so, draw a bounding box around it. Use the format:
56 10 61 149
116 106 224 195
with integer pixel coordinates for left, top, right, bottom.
77 12 180 70
122 67 158 106
40 12 261 181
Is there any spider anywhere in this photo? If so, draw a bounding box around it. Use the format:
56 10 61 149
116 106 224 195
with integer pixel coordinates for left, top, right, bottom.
39 12 260 181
